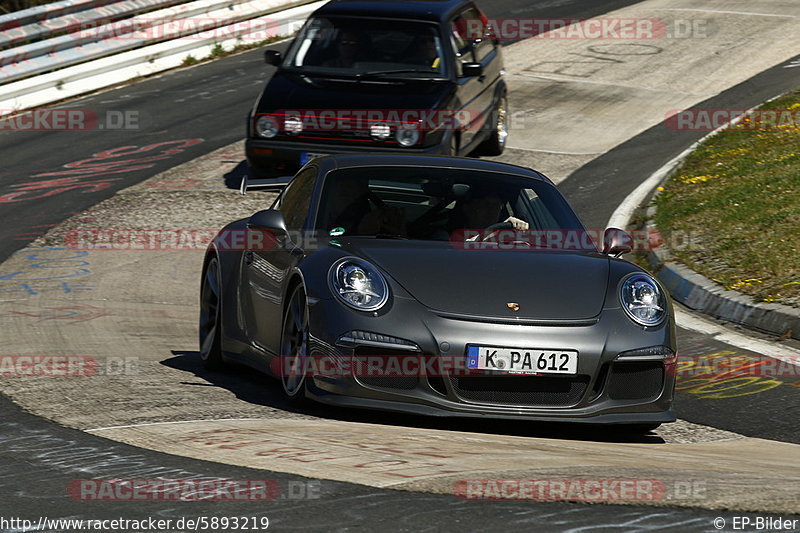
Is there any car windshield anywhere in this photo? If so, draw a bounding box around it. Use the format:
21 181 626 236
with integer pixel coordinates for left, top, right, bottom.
315 167 596 250
282 17 446 78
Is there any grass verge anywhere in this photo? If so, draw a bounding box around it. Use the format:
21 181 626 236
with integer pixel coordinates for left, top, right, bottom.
654 89 800 306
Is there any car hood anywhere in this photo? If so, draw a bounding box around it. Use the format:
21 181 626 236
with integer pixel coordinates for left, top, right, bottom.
256 71 451 112
347 241 610 320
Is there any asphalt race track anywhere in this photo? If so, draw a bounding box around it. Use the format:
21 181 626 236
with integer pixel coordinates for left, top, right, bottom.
1 0 800 530
2 396 770 531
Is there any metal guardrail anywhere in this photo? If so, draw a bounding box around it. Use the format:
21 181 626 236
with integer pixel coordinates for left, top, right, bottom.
1 0 274 79
0 0 187 52
0 0 323 116
0 0 121 28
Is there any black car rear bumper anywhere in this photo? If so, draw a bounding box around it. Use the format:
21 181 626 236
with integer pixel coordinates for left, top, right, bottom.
245 137 452 177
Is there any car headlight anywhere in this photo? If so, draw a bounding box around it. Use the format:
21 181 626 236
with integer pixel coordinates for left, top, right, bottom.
329 258 389 311
395 126 420 147
255 115 278 138
619 273 666 326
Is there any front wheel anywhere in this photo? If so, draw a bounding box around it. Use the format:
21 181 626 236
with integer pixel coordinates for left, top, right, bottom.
476 94 508 156
199 257 225 370
279 284 310 404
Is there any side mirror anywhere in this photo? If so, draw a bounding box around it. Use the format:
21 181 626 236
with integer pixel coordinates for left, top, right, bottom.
603 227 632 256
264 50 282 66
461 62 483 77
248 209 286 233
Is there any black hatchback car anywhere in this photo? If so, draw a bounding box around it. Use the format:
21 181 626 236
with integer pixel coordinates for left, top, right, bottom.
246 0 507 178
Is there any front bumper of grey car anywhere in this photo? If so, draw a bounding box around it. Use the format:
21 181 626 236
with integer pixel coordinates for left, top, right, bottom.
300 295 677 424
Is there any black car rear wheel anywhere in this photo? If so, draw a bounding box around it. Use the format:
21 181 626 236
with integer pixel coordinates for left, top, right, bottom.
476 94 508 156
199 257 225 370
448 134 459 156
280 284 310 403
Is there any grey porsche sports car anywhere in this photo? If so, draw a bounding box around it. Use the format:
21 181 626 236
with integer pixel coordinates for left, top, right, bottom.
199 154 676 430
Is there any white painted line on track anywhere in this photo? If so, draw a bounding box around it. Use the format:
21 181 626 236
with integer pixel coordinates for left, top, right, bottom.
87 418 268 433
675 307 800 360
506 146 604 156
656 8 798 19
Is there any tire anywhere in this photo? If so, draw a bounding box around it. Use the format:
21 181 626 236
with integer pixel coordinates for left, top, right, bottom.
476 94 508 156
199 257 225 370
279 284 310 404
448 134 459 156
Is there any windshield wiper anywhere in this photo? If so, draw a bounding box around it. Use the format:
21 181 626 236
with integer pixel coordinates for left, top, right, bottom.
358 69 439 78
295 70 361 79
347 233 409 240
374 233 409 240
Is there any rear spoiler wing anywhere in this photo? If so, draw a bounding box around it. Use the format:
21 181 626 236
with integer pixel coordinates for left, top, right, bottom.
239 174 293 195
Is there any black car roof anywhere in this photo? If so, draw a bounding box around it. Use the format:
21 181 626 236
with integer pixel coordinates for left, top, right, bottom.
313 0 471 23
314 154 551 184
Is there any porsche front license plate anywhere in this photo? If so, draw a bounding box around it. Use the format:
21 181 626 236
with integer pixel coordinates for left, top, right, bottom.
467 346 578 375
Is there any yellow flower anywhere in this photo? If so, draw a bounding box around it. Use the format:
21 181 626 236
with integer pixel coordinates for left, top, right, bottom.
726 278 762 290
678 174 720 184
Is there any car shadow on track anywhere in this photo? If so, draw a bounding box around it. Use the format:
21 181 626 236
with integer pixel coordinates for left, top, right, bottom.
223 161 248 190
164 350 665 445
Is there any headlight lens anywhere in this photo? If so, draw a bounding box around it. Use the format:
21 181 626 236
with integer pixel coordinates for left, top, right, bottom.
255 115 278 138
619 273 666 326
395 126 420 147
330 258 389 311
